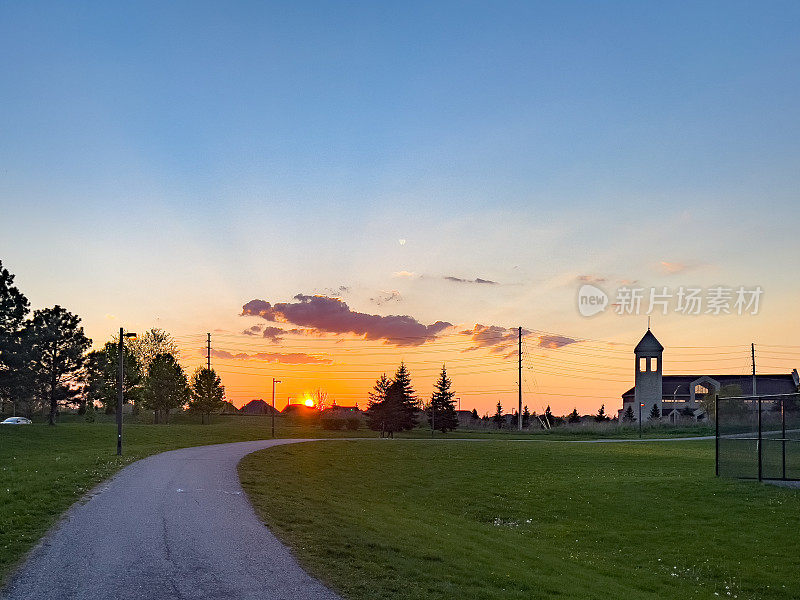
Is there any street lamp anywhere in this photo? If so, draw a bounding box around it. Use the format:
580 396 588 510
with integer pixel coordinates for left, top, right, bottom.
272 378 281 438
117 328 137 456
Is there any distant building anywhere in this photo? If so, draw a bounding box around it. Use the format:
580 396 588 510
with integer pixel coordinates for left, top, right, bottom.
240 399 279 415
620 329 800 422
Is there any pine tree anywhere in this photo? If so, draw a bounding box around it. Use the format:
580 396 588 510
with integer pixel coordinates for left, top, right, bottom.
595 404 607 422
568 407 581 423
649 403 661 420
21 306 91 425
0 261 30 415
188 367 225 424
522 405 531 428
470 408 479 420
623 405 636 423
366 373 391 436
544 405 554 427
143 353 189 424
428 365 458 433
492 401 504 428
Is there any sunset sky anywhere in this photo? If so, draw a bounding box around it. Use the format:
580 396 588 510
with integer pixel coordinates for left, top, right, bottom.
2 2 799 415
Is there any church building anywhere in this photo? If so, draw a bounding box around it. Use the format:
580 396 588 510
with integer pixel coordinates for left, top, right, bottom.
618 329 799 422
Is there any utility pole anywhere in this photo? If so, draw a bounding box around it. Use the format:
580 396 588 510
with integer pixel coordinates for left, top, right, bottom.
751 342 757 397
639 402 643 439
117 328 124 456
207 332 211 372
272 378 281 438
518 326 522 431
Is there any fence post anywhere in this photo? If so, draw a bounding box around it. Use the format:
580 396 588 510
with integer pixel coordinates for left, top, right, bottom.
757 396 762 482
782 396 786 481
715 395 719 477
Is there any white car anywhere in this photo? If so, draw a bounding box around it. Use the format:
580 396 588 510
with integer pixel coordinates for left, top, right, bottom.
1 416 32 425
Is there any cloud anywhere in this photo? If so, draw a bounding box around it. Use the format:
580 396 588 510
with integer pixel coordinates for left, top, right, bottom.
658 261 692 274
460 325 578 355
576 275 607 284
443 276 499 285
241 295 452 346
260 326 286 343
392 271 417 279
537 334 578 349
370 290 402 306
210 349 332 364
242 325 262 336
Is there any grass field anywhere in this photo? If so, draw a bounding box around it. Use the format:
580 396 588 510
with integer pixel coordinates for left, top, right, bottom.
0 415 713 589
240 440 800 600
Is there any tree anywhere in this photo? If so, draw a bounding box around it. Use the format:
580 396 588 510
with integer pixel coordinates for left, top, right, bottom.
544 405 555 427
595 404 608 422
492 401 504 428
0 261 30 414
366 373 391 436
470 408 479 420
127 328 179 377
428 365 458 433
567 407 581 423
649 403 661 420
82 341 142 414
143 353 189 424
188 368 225 424
21 306 91 425
522 405 531 428
622 405 636 423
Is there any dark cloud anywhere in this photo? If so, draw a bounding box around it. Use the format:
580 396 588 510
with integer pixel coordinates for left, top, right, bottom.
370 290 402 306
241 295 452 346
242 325 262 336
443 276 499 285
537 334 578 349
260 326 286 343
460 326 577 355
210 349 332 364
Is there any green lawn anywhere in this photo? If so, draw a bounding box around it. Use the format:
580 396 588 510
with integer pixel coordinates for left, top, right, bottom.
240 440 800 600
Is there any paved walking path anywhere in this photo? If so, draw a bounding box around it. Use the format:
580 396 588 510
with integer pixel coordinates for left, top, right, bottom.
2 439 341 600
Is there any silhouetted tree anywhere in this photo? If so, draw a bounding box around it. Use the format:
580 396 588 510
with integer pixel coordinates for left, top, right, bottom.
623 405 636 423
595 404 608 422
427 365 458 433
470 408 479 420
366 372 391 436
380 363 418 436
127 328 179 377
0 261 30 415
649 403 661 420
189 367 225 424
522 405 531 428
492 401 504 428
143 353 188 424
82 341 142 414
544 405 555 427
21 306 91 425
568 407 581 423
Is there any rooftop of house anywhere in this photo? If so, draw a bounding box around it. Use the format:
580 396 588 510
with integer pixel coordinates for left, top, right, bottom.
622 373 798 400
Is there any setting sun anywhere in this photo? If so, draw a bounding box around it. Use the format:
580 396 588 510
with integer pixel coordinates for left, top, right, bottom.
304 398 315 408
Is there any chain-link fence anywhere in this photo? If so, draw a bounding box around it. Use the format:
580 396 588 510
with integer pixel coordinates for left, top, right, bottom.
716 393 800 480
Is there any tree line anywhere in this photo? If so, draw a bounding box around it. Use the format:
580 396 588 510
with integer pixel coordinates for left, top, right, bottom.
0 260 225 424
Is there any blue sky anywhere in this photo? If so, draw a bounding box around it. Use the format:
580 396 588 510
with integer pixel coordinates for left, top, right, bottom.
2 1 799 409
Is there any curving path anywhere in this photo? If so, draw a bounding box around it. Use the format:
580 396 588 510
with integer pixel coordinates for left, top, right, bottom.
2 439 341 600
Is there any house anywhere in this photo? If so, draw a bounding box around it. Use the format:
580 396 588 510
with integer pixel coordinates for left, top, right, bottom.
240 399 280 415
619 329 800 422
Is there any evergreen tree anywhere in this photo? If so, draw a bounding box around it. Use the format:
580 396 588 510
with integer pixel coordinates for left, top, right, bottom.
492 401 504 428
470 408 479 420
595 404 607 422
366 373 391 436
522 405 531 428
427 365 458 433
188 367 225 424
143 353 189 424
21 306 91 425
567 407 581 423
0 261 30 415
622 405 636 423
377 363 418 436
649 403 661 420
544 405 554 427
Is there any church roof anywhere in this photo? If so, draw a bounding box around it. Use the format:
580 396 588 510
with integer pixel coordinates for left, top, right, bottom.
634 330 664 353
621 374 798 400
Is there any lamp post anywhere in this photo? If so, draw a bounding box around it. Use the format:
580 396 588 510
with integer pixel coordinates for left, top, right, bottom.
117 328 137 456
639 402 644 439
272 378 281 438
